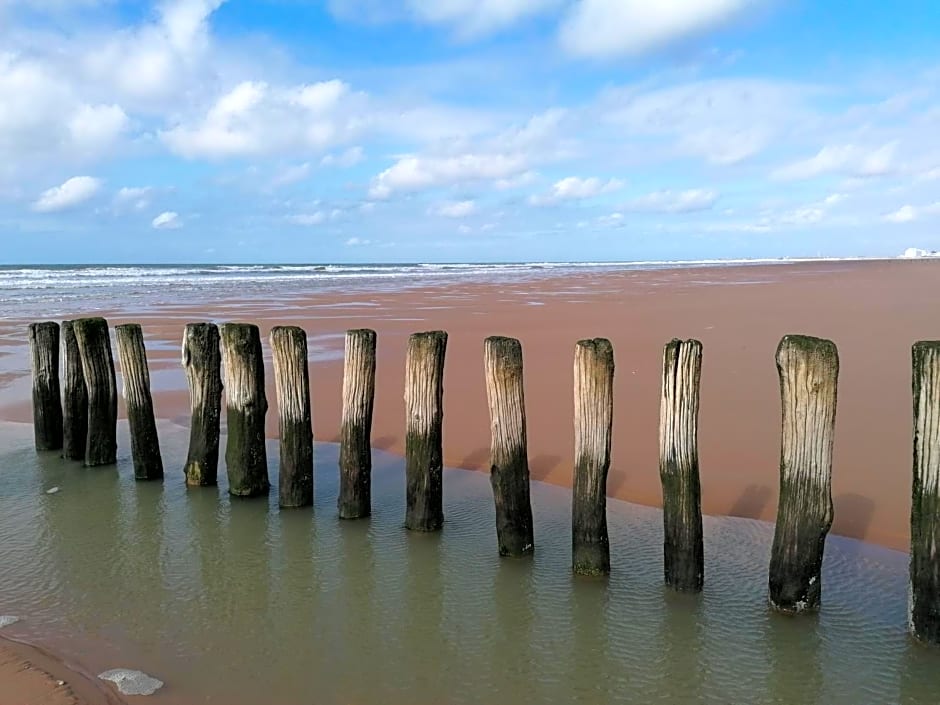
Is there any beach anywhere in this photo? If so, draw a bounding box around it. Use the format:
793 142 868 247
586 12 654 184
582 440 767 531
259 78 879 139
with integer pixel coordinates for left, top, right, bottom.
1 257 938 702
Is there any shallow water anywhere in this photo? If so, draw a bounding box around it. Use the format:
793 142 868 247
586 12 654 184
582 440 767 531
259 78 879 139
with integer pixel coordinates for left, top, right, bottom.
0 420 938 704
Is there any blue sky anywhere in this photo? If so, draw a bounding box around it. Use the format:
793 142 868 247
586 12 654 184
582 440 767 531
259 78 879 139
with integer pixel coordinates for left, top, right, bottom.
2 0 939 263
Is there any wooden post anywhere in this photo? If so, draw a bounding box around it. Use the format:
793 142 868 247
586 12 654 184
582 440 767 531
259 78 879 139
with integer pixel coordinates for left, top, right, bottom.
220 323 269 497
73 317 118 467
28 321 63 451
911 341 940 644
115 324 163 480
338 329 377 519
769 335 838 612
572 338 614 574
659 339 704 592
484 336 534 557
182 323 222 486
404 330 447 532
61 321 88 461
270 326 313 508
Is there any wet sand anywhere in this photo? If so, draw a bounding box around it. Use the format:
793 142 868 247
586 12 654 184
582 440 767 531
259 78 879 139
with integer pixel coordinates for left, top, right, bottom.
1 259 937 553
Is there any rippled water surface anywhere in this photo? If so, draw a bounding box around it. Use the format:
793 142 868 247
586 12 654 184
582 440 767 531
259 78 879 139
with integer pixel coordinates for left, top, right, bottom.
0 420 938 704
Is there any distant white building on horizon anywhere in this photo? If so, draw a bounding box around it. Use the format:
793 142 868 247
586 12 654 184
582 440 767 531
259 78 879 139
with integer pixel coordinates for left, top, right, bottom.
901 247 940 258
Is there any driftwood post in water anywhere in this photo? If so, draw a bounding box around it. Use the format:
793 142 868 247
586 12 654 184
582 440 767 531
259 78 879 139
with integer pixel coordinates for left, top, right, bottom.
910 341 940 645
768 335 838 612
484 336 534 557
338 329 377 519
404 331 447 532
73 317 117 467
659 339 704 592
28 321 63 451
182 323 222 486
220 323 269 497
61 321 88 461
572 338 614 575
115 324 163 480
270 326 313 508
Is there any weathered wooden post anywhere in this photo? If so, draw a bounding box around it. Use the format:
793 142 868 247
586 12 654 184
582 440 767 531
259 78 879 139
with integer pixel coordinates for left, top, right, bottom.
28 321 63 451
61 321 88 461
484 336 534 557
659 339 704 591
115 324 163 480
270 326 313 508
338 329 377 519
405 330 447 532
572 338 614 574
73 317 118 467
220 323 269 497
182 323 222 486
910 341 940 644
768 335 838 612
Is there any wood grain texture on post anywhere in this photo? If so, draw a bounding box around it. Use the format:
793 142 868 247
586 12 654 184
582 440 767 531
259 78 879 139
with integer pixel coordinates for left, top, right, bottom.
659 339 704 592
769 334 838 612
404 330 447 532
116 324 163 480
221 323 270 497
28 321 63 451
271 326 313 508
485 336 535 557
73 317 118 467
182 323 222 486
338 329 376 519
573 338 614 575
61 321 88 461
911 341 940 645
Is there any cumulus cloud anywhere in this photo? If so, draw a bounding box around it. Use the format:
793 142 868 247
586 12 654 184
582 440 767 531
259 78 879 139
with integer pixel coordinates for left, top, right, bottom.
429 200 477 218
884 203 940 224
152 210 182 229
32 176 102 212
287 212 326 226
772 142 897 181
114 186 154 211
345 236 371 246
529 176 623 205
321 145 364 168
370 153 528 199
623 189 718 213
560 0 759 58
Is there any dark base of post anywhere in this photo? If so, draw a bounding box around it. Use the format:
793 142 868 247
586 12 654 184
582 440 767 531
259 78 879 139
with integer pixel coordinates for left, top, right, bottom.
405 430 443 532
279 419 313 508
339 425 371 519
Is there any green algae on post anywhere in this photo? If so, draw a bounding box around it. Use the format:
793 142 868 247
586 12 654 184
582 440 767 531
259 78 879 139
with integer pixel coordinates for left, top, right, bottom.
28 321 63 452
338 329 377 519
910 341 940 645
182 323 222 486
659 339 704 592
61 320 88 461
572 338 614 575
485 336 534 557
404 330 447 532
116 324 164 480
769 334 838 612
220 323 269 498
271 326 314 509
73 317 118 467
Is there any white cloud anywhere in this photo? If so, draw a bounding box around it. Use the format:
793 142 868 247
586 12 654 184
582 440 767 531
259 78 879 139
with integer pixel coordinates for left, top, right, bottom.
495 171 537 190
287 212 326 226
114 186 154 211
529 176 623 205
370 153 528 198
32 176 102 212
271 163 311 188
772 142 897 181
321 145 365 168
884 203 940 224
560 0 759 58
623 188 718 213
152 210 182 229
429 200 477 218
345 236 371 246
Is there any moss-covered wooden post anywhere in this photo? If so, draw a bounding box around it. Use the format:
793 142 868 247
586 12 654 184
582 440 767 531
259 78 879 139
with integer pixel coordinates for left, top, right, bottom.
28 321 63 451
483 336 534 557
220 323 269 497
911 341 940 644
338 329 376 519
573 338 614 575
115 324 163 480
61 320 88 461
271 326 313 508
182 323 222 486
405 331 447 532
659 339 704 592
73 317 117 467
769 335 838 612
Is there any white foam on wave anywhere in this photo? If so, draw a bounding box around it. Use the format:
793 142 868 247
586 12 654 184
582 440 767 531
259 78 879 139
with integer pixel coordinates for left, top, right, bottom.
0 615 20 627
98 668 164 696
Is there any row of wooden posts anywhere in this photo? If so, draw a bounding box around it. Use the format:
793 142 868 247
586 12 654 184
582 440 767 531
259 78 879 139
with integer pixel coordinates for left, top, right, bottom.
25 319 940 646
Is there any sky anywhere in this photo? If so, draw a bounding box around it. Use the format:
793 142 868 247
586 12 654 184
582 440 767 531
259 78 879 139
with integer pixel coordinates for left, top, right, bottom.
1 0 939 264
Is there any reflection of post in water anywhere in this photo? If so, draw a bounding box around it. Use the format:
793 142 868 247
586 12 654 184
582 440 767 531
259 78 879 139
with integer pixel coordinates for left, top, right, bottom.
118 481 169 616
762 613 823 705
218 497 273 632
568 580 616 703
656 593 706 701
898 639 940 705
488 559 537 700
